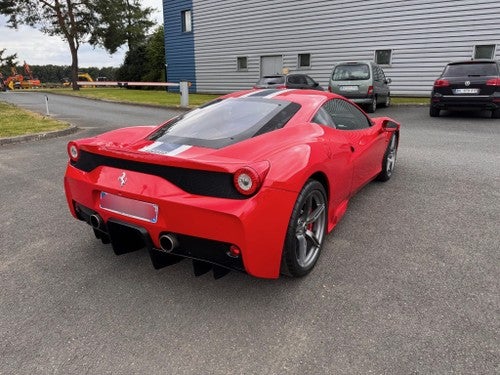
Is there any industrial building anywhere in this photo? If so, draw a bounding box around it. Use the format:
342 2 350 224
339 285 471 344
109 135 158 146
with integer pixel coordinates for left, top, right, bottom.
163 0 499 95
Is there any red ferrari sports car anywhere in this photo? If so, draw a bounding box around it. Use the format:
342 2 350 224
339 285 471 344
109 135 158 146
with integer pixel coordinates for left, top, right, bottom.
64 89 400 279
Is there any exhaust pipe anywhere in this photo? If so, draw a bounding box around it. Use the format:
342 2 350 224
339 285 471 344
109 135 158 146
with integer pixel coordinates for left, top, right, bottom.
159 233 179 252
89 214 102 229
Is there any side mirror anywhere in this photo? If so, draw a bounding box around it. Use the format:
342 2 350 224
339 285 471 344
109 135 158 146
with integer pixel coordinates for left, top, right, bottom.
382 119 399 131
314 82 319 87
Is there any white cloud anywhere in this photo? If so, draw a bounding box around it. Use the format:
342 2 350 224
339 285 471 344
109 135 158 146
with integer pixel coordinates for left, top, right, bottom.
0 0 163 68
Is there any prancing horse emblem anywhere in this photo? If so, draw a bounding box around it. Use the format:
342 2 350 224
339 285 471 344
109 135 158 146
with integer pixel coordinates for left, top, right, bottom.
118 172 127 187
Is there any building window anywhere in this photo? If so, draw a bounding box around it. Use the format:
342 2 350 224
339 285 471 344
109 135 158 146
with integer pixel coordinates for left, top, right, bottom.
474 45 495 59
375 49 392 65
181 10 192 32
237 57 248 71
298 53 311 68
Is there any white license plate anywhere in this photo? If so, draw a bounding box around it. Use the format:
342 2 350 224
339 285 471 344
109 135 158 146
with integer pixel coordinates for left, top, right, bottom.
100 192 159 223
454 88 479 94
340 85 358 92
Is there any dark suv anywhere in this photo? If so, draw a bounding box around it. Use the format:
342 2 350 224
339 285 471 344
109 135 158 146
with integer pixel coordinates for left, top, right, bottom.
430 60 500 118
254 74 324 90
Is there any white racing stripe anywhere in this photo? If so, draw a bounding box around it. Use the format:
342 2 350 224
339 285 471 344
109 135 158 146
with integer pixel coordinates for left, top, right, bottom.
139 142 192 156
263 89 296 98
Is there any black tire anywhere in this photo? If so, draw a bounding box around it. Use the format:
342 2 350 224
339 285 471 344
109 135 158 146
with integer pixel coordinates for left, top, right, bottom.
492 108 500 119
429 106 440 117
366 97 377 113
376 133 398 182
281 180 327 277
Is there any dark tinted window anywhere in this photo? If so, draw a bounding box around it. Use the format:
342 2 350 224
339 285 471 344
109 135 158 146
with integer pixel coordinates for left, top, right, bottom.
287 75 307 85
375 50 392 65
443 63 499 77
305 75 316 85
150 98 300 149
323 99 371 130
257 76 285 85
312 107 336 128
332 64 370 81
298 53 311 67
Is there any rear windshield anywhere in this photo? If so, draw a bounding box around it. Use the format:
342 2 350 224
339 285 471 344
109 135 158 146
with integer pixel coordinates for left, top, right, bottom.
149 98 300 149
257 76 285 85
443 63 499 77
332 64 370 81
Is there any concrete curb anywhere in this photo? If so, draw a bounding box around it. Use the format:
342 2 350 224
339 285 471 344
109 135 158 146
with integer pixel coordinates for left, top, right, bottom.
0 124 79 146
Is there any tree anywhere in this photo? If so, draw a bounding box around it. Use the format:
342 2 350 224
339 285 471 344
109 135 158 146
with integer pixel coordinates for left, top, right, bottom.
117 26 166 85
0 48 17 79
142 26 166 82
0 48 18 69
0 0 153 90
116 44 147 83
90 0 154 53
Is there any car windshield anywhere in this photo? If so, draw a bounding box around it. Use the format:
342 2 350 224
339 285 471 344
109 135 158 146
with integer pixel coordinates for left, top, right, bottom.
149 98 300 149
332 64 370 81
443 63 498 77
257 76 285 85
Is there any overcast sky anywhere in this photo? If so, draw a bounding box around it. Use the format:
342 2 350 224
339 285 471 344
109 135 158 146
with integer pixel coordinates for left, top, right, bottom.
0 0 163 68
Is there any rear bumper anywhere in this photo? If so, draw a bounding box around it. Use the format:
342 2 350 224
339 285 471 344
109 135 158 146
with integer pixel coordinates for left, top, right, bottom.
64 164 297 279
431 93 500 111
349 97 373 105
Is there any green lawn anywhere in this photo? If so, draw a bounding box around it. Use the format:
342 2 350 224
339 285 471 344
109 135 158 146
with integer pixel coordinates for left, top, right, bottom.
44 87 219 107
391 96 429 105
0 101 69 138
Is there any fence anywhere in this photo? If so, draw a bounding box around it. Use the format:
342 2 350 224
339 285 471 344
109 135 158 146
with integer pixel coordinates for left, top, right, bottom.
76 81 191 106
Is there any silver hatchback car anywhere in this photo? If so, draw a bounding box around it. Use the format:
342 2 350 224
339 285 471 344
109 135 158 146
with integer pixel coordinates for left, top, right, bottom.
328 61 391 113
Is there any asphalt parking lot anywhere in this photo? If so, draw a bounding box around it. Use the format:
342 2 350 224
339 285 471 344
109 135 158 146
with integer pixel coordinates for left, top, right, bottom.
0 92 499 374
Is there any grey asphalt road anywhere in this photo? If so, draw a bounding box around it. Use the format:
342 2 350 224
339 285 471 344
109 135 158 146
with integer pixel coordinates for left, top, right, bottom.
0 91 185 136
1 92 499 374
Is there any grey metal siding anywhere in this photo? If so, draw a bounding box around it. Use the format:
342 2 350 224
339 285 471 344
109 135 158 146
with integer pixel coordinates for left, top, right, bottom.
189 0 500 95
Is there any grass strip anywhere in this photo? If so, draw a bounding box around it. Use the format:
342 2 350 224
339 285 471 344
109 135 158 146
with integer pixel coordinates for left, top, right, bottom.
43 87 219 107
0 101 69 138
391 97 429 105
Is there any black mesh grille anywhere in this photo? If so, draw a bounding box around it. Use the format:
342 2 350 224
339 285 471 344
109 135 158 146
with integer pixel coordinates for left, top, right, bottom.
71 151 246 199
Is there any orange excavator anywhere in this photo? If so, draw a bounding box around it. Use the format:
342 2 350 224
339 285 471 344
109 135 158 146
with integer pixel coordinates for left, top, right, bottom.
5 61 41 89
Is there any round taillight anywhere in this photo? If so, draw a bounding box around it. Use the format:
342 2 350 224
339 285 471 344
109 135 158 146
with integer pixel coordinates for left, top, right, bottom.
68 142 79 161
233 167 260 196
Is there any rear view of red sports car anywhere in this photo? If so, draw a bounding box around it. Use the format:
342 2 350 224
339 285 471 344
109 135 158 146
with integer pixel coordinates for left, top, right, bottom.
64 89 400 279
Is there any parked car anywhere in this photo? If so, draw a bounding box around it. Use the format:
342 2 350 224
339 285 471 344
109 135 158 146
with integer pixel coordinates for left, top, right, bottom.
328 61 391 113
430 60 500 118
254 73 324 90
64 89 400 279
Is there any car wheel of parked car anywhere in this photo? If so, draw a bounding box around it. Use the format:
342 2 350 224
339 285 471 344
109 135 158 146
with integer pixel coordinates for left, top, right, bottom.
281 180 327 277
366 97 377 113
492 109 500 119
429 106 440 117
376 134 398 182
